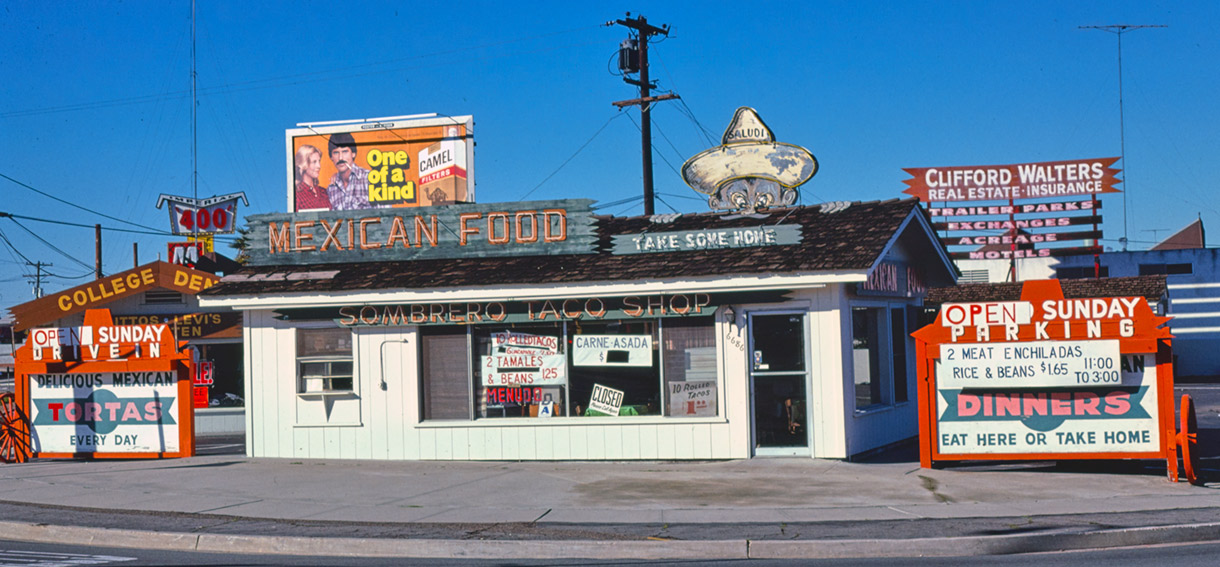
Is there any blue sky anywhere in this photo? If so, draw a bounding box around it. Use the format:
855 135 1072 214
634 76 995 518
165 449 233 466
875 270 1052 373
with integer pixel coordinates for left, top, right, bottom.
2 1 1217 310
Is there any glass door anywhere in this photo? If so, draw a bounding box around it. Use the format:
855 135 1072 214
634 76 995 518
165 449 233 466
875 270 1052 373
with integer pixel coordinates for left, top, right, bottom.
748 313 809 456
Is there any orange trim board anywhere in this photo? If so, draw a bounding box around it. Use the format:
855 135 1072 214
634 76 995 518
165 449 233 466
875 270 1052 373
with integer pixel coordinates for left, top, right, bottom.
14 308 195 459
7 261 220 332
913 279 1174 471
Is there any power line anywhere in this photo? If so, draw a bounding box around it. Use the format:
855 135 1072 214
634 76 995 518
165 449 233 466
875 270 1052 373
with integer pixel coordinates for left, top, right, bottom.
675 98 718 147
5 218 93 271
0 172 168 233
0 225 36 266
644 103 690 169
656 191 705 202
654 194 680 214
609 195 645 216
0 212 171 237
517 113 627 201
623 110 684 179
592 195 646 210
648 45 719 149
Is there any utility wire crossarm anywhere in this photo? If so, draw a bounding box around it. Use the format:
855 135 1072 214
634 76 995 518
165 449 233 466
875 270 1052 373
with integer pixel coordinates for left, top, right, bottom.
612 93 680 109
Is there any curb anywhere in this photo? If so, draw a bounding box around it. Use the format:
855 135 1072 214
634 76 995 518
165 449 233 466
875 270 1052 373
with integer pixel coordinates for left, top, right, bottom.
3 520 1220 559
750 522 1220 558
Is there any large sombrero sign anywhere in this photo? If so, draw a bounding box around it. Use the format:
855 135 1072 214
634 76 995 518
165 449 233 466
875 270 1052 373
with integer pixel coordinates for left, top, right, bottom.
681 107 817 217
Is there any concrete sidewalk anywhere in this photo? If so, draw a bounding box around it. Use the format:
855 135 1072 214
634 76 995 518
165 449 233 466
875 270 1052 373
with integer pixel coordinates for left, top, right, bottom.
2 450 1220 559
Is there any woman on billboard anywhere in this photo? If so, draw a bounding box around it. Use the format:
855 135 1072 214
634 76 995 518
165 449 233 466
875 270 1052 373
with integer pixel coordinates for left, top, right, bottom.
294 145 332 211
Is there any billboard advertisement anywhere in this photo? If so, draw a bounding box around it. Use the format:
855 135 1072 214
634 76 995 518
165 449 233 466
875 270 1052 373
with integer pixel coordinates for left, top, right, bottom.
901 158 1119 260
902 158 1121 203
286 115 474 212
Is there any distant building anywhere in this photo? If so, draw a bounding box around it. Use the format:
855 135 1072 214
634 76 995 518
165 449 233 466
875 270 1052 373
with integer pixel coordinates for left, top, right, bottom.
954 219 1218 379
0 316 19 389
1053 243 1219 378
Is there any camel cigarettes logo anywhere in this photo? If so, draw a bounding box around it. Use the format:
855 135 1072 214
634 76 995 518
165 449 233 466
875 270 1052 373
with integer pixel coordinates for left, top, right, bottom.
939 388 1149 432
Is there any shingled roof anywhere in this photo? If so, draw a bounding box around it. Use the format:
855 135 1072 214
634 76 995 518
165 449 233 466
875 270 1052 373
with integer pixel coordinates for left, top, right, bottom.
201 199 935 297
925 275 1168 305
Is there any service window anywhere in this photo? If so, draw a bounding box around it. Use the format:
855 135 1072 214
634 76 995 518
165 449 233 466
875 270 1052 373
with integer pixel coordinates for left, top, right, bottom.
297 327 353 394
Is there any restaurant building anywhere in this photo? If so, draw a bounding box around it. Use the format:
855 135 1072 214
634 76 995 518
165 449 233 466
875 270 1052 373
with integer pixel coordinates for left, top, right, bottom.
197 197 957 460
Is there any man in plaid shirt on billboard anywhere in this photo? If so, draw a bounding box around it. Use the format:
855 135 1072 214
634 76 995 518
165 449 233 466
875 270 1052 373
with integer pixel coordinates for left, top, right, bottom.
326 132 375 211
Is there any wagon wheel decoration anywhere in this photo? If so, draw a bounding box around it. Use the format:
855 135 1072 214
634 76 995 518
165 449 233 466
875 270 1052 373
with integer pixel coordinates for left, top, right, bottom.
0 392 32 464
1178 394 1200 485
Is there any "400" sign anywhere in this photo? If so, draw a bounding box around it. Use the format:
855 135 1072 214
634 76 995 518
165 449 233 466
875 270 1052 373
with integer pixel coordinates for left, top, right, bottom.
156 192 248 235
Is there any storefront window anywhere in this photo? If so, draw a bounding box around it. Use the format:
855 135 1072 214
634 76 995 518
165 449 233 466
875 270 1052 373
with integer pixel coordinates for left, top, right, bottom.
662 318 717 417
296 327 353 394
852 304 915 411
852 307 884 409
475 324 567 418
420 316 718 421
569 321 659 416
195 343 244 406
420 327 471 420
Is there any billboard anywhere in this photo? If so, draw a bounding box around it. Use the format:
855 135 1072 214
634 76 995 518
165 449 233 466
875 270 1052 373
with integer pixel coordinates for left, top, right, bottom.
902 158 1121 203
902 158 1120 260
286 115 474 212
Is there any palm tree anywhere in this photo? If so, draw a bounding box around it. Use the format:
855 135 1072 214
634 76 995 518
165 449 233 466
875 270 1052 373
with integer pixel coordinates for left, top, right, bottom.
228 224 252 265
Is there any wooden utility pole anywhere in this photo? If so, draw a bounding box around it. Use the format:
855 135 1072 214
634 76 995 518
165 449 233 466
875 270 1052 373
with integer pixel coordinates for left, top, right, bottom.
25 261 51 298
612 14 675 216
95 224 103 279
